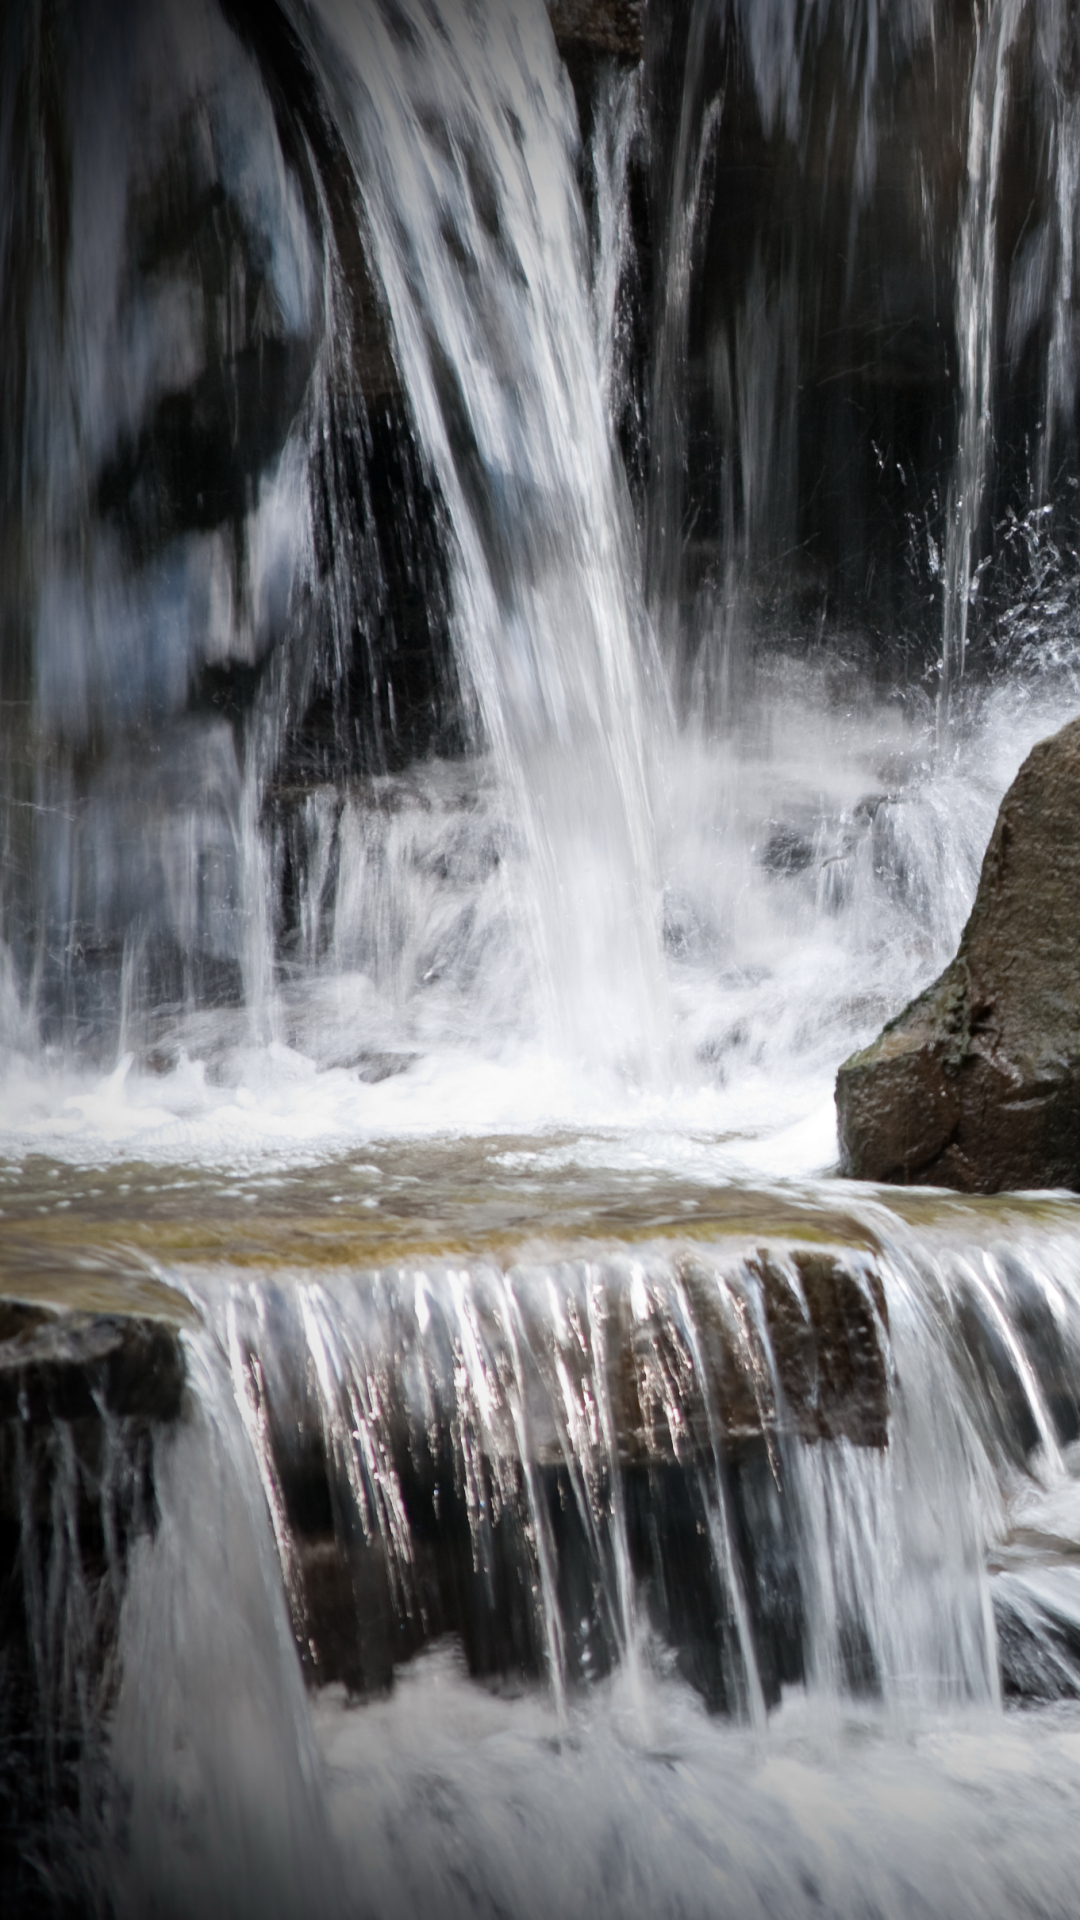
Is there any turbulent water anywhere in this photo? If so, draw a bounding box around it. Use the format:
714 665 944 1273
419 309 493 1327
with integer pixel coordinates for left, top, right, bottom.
0 663 1073 1175
6 0 1080 1914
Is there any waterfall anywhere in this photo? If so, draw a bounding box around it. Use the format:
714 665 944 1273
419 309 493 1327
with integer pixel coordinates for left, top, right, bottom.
7 1146 1080 1911
4 0 1080 1099
36 1191 1080 1913
167 1218 1007 1720
7 2 1080 1912
940 0 1025 714
283 0 670 1073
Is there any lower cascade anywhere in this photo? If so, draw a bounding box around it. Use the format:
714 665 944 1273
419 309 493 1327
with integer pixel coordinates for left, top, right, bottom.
9 1165 1080 1916
7 1 1080 1916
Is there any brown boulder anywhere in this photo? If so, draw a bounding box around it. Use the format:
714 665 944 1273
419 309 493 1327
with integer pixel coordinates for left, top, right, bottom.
836 712 1080 1190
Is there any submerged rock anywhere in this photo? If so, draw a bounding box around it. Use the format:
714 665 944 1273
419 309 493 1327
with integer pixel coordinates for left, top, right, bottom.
836 714 1080 1191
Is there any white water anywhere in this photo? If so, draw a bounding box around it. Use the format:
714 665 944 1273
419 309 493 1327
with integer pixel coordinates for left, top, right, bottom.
5 0 1080 1155
313 1661 1080 1920
941 0 1025 710
295 0 668 1074
2 657 1076 1175
5 0 1080 1169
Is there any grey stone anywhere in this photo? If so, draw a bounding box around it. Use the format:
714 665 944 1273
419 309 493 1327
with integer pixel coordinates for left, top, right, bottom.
836 713 1080 1191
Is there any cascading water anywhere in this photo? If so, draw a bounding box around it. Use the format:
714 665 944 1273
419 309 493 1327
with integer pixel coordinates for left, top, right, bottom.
295 0 670 1072
9 1158 1080 1915
7 0 1080 1914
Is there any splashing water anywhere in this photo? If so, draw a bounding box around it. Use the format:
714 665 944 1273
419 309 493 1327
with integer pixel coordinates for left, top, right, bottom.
3 0 1080 1126
291 0 669 1074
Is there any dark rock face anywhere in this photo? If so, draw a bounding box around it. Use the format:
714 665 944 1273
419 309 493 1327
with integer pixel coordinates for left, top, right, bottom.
837 713 1080 1191
619 1248 889 1457
236 1243 888 1714
1 0 462 1053
549 0 644 60
0 1306 185 1425
0 1299 186 1912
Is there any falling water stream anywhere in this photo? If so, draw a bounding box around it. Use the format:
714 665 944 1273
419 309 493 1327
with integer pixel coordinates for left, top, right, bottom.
6 0 1080 1914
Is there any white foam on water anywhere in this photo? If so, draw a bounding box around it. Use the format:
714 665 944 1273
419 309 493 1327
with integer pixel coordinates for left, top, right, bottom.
313 1647 1080 1920
1 668 1075 1181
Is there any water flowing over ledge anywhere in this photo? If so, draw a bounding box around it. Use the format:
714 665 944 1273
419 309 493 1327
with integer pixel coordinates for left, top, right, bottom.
4 1152 1080 1911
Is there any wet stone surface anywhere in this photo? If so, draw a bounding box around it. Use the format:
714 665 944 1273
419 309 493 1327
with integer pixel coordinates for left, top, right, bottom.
0 1308 187 1910
837 715 1080 1192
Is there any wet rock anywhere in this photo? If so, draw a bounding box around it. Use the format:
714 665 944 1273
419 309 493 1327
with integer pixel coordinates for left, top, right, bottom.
0 1293 187 1901
837 714 1080 1191
624 1249 889 1460
352 1052 418 1085
252 1241 891 1705
549 0 644 61
0 1309 185 1425
993 1567 1080 1701
760 824 816 876
755 1250 889 1449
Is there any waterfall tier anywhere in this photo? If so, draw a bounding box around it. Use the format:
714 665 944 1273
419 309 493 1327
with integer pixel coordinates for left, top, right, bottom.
5 1153 1080 1911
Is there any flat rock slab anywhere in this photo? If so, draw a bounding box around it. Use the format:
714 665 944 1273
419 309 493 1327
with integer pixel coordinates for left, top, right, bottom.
837 713 1080 1191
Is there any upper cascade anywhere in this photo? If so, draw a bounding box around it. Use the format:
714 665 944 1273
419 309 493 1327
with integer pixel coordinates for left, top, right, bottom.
1 0 1080 1119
